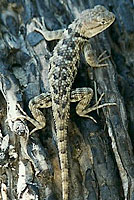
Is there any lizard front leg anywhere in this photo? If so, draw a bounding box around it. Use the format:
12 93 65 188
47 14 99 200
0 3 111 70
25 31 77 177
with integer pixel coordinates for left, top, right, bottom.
32 18 65 41
17 92 51 134
84 42 110 67
71 88 116 122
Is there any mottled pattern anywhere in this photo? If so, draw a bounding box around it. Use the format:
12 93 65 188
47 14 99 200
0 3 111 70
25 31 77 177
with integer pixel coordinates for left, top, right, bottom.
49 36 82 120
48 6 115 200
16 5 115 200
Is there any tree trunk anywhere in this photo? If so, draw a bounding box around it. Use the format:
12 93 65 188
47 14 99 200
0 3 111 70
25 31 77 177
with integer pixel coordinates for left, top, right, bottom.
0 0 134 200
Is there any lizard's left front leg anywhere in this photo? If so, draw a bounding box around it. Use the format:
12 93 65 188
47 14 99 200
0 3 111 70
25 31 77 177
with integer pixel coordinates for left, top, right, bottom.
32 18 65 41
71 88 116 122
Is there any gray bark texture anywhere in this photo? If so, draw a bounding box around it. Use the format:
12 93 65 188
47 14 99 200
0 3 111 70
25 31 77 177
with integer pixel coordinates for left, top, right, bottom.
0 0 134 200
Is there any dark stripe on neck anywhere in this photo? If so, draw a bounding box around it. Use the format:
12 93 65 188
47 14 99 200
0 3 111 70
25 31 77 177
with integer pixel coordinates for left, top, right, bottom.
74 32 88 40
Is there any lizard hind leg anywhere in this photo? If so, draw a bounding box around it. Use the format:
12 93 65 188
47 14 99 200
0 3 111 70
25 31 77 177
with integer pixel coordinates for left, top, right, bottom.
70 87 96 122
70 88 116 122
16 92 52 134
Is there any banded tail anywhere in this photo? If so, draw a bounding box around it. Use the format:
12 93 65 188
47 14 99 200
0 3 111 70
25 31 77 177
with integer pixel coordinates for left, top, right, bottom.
57 126 69 200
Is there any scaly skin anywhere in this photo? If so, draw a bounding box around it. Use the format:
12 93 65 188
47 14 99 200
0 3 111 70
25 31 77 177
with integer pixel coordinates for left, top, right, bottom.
49 35 83 200
48 5 115 200
15 5 115 200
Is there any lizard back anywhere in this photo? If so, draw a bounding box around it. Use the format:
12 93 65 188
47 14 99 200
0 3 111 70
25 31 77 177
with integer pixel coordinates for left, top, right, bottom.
49 32 85 128
48 5 115 200
49 32 85 200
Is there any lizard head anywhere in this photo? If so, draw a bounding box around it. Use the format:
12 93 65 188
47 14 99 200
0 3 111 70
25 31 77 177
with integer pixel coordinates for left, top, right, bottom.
72 5 115 38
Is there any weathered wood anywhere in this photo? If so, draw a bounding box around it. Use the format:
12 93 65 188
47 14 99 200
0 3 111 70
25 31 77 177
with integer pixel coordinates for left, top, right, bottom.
0 0 134 199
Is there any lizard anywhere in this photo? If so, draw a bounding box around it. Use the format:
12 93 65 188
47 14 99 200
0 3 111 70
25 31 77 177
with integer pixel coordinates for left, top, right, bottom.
16 5 115 200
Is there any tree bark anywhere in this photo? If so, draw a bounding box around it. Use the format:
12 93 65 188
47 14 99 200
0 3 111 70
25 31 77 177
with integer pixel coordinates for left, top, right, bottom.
0 0 134 200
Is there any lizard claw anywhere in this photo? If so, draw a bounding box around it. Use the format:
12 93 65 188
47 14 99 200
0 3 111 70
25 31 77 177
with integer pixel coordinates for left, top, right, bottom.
98 50 111 64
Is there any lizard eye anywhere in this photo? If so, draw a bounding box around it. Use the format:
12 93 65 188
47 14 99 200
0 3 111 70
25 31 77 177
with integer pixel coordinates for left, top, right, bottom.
100 18 106 24
101 20 105 24
101 19 106 25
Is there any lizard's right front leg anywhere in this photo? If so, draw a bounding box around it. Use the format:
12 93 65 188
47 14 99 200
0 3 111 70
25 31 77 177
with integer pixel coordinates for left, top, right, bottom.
84 42 110 67
17 92 52 134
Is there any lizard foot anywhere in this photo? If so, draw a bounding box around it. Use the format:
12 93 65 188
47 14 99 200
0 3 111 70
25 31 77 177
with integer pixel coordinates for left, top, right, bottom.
97 50 110 65
13 104 45 134
82 93 116 121
73 88 116 122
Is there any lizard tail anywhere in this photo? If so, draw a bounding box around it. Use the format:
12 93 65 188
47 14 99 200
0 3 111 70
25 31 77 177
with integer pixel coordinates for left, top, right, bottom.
57 128 69 200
